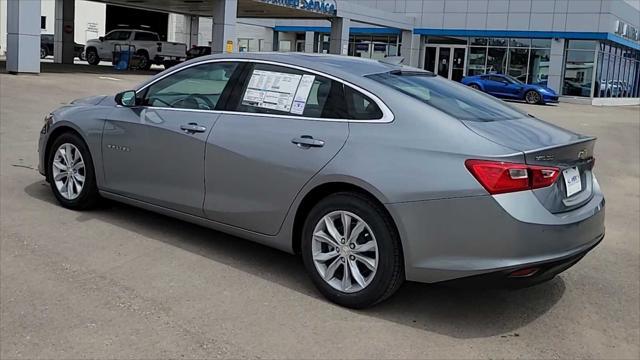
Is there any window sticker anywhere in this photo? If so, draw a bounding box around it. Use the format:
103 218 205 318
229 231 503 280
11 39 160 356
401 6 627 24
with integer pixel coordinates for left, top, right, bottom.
242 70 303 112
290 74 316 114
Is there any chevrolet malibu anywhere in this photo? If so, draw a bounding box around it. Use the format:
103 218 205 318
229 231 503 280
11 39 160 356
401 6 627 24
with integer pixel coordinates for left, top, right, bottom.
38 53 605 308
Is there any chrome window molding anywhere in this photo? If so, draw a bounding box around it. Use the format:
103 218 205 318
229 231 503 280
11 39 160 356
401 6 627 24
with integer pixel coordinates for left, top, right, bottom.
135 58 394 123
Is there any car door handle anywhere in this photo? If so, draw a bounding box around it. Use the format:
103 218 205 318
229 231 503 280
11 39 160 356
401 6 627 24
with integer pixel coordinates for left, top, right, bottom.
180 123 206 133
292 136 325 148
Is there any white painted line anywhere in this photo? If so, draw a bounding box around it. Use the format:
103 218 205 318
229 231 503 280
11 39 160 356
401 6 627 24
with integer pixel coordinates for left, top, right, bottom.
98 76 122 81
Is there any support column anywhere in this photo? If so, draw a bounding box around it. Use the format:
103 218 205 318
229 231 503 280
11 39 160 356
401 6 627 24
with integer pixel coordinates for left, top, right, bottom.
188 16 199 47
54 0 75 64
6 0 41 74
547 38 566 94
329 17 350 55
304 31 314 53
212 0 237 53
401 30 420 67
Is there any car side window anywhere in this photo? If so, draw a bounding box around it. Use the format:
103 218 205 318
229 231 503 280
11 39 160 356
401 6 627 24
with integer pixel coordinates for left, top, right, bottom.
344 86 383 120
142 62 238 110
105 31 130 41
235 63 348 119
134 32 159 41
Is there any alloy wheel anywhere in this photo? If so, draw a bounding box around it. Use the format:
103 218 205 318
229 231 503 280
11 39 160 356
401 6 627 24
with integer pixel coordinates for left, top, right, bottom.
526 91 540 104
311 210 379 293
52 143 85 200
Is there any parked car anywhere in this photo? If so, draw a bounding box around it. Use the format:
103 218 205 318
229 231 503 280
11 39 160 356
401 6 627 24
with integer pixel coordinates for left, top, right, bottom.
186 45 212 60
84 29 186 69
462 73 558 104
38 53 604 308
40 34 85 60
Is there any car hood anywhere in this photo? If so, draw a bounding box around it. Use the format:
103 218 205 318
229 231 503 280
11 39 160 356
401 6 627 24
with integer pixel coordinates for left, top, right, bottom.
70 95 108 105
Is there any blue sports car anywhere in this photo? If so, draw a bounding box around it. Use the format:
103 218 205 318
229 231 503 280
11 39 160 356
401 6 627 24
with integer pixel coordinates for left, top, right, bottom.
461 73 558 105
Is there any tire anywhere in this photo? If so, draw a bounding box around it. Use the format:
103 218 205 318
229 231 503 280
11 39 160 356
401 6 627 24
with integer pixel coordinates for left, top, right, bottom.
525 90 542 104
47 132 100 210
301 192 404 308
136 51 151 70
40 46 48 59
86 49 100 65
469 83 481 90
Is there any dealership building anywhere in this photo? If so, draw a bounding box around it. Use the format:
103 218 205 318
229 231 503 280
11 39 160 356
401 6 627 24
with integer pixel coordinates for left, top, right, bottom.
1 0 639 103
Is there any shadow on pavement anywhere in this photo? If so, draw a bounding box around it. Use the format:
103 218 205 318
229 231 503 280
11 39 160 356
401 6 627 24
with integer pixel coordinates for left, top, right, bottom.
25 180 565 339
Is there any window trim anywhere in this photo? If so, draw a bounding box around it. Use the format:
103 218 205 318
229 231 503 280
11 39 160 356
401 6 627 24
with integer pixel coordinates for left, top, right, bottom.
135 58 394 123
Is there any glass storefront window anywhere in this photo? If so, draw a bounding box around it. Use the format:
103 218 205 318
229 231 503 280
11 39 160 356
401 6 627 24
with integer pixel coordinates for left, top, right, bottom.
426 36 467 45
562 48 595 96
567 40 597 50
528 49 550 85
488 38 508 47
469 37 488 46
487 47 507 73
510 38 531 48
467 47 487 75
531 38 552 48
508 48 529 81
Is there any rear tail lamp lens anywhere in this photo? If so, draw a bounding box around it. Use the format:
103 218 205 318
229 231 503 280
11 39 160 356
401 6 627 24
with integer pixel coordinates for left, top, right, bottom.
465 160 560 195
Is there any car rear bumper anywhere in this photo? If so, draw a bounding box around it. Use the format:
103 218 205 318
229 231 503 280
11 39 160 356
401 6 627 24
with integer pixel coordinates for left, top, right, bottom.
439 234 602 288
386 181 605 284
542 94 559 102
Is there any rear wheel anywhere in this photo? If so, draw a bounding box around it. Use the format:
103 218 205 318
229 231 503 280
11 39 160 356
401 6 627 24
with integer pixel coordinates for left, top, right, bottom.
136 51 151 70
47 132 100 210
86 49 100 65
301 193 404 308
525 90 542 104
40 46 48 59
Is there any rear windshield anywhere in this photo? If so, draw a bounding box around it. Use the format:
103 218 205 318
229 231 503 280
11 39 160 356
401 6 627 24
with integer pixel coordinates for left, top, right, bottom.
366 71 526 122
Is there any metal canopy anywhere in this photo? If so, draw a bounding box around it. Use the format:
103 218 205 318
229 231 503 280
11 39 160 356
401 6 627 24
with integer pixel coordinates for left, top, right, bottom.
89 0 334 18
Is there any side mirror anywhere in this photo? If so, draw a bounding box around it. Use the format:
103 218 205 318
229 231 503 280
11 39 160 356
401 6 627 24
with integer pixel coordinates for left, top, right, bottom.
99 36 104 42
115 90 137 107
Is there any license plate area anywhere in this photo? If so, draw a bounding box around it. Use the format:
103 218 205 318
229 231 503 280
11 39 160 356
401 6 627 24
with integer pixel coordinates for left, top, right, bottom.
563 167 582 197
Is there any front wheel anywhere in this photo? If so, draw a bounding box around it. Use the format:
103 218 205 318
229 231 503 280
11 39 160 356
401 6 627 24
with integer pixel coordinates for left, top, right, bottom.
469 84 481 90
40 46 48 59
525 90 542 104
47 132 100 210
301 193 404 308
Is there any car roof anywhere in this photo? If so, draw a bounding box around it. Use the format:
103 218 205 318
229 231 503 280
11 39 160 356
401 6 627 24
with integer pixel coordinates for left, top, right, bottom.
190 52 410 78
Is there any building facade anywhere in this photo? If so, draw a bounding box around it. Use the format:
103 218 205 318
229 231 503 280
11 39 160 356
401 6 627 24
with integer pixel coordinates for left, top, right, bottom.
272 0 640 101
1 0 638 102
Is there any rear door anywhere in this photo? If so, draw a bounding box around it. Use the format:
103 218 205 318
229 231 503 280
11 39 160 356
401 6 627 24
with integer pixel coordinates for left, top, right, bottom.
101 61 240 215
203 62 350 235
99 30 131 59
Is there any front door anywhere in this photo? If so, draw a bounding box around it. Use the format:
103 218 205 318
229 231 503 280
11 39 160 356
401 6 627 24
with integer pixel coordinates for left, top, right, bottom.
425 46 467 81
436 47 451 77
203 62 350 235
101 61 240 216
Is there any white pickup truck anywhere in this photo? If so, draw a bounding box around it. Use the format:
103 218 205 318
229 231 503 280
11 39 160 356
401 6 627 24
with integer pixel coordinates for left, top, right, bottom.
84 29 187 69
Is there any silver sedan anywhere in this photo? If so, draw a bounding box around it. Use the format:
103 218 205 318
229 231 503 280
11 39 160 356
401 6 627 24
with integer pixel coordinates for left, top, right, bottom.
38 53 605 308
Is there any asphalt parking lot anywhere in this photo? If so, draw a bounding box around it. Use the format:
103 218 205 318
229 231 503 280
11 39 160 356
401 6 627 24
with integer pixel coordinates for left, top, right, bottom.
1 63 639 359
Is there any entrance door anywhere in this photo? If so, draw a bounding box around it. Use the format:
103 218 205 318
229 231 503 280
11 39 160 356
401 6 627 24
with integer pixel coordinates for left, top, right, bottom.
451 48 466 81
425 46 467 81
437 47 451 77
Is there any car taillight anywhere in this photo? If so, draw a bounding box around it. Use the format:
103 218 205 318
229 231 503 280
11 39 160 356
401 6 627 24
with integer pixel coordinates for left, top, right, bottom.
465 159 560 195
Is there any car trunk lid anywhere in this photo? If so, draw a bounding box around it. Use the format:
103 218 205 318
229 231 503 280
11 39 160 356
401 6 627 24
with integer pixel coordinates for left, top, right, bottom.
462 116 596 213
